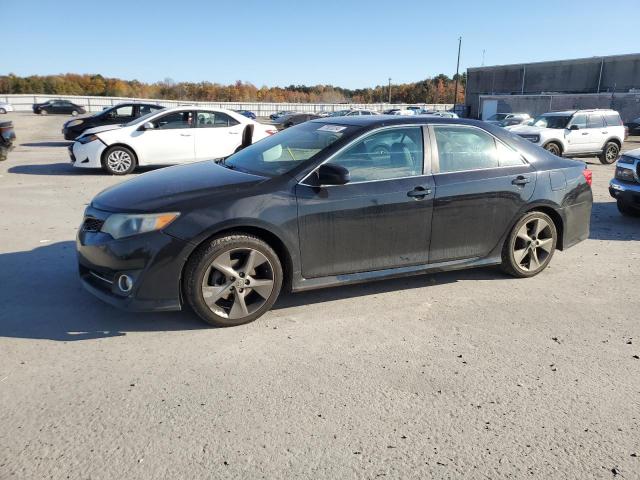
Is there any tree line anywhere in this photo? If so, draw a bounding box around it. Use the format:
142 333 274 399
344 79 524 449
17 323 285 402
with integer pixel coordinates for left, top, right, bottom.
0 73 466 104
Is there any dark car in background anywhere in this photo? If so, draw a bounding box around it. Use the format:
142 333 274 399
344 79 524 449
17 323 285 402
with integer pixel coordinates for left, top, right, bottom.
626 117 640 136
609 148 640 216
62 102 164 140
33 100 86 116
77 116 593 328
272 112 319 130
234 110 257 120
270 110 297 120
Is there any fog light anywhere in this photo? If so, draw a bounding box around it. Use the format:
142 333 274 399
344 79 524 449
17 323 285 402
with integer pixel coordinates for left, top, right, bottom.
117 274 133 293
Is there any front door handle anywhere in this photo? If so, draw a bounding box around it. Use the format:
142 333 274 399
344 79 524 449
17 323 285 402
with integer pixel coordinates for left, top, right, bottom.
581 132 589 136
407 186 432 199
180 133 192 137
512 175 531 186
229 131 240 135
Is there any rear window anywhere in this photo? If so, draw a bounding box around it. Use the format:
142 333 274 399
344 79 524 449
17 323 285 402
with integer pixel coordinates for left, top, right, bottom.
604 113 622 127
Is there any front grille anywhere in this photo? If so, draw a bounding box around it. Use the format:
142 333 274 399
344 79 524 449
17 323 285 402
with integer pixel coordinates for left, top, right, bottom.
82 217 104 232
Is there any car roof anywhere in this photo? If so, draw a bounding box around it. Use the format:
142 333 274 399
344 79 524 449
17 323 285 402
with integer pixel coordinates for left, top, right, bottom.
309 115 483 128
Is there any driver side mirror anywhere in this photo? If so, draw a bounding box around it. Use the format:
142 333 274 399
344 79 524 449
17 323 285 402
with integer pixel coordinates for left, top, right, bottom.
140 122 155 131
318 164 350 186
569 124 579 131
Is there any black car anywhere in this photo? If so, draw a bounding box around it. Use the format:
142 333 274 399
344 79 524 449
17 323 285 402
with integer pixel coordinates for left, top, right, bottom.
32 100 86 116
0 121 16 161
273 113 319 130
77 116 593 327
62 103 164 140
626 117 640 136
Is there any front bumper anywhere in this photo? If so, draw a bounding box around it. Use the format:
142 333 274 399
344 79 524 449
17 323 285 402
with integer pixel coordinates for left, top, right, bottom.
609 178 640 206
77 206 191 312
70 140 106 168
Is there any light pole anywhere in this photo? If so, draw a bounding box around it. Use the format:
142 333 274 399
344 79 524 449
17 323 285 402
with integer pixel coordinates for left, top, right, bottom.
453 36 462 106
388 77 392 104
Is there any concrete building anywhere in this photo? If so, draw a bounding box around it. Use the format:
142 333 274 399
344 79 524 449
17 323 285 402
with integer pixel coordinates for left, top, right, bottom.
465 53 640 121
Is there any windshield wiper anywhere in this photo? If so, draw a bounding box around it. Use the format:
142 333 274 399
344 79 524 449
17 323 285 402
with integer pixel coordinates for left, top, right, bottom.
214 157 235 169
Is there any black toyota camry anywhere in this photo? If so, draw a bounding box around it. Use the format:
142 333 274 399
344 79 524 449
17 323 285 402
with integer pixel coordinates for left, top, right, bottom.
77 116 593 327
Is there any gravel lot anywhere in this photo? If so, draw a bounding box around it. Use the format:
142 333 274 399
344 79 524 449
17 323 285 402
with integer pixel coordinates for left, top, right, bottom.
1 112 639 479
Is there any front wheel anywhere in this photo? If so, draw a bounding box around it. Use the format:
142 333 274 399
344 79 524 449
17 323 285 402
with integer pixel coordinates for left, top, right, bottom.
543 142 561 156
183 234 283 327
40 109 48 115
71 110 78 116
617 199 640 217
101 145 137 175
599 141 619 165
0 108 6 114
502 211 557 278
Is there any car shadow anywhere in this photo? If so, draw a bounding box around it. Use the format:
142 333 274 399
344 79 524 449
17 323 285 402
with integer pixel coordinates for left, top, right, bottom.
589 201 640 241
20 141 73 147
8 163 163 176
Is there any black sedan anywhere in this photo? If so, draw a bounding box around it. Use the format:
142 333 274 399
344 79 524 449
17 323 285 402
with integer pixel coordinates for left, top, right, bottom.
77 116 593 327
273 112 319 130
33 100 86 116
62 102 164 140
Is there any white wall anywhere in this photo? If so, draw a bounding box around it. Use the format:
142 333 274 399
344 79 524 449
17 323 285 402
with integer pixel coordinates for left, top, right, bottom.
0 94 454 117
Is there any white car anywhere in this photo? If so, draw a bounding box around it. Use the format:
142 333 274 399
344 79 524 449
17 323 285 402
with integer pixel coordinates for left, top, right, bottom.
0 102 14 114
70 106 277 174
485 113 530 126
420 110 459 118
510 109 626 164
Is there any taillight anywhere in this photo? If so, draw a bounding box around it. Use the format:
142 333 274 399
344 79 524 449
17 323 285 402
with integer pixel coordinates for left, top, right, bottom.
582 167 592 187
265 129 278 136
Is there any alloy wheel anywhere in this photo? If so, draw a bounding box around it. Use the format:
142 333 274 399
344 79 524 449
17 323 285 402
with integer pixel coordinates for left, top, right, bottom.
606 144 618 162
201 248 275 320
512 217 554 272
544 143 560 156
106 150 132 173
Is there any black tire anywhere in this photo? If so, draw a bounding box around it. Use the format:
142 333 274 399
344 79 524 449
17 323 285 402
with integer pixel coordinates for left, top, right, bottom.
501 211 557 278
617 199 640 217
101 145 137 175
599 141 619 165
183 233 283 327
543 142 561 156
0 108 6 114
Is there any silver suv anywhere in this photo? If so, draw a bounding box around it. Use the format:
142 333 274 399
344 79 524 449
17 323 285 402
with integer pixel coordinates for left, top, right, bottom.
511 109 626 164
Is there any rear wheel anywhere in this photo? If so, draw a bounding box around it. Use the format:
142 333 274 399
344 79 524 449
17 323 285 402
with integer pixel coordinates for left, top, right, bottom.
71 110 78 117
0 108 6 114
502 211 557 278
617 199 640 217
183 234 283 327
102 145 137 175
599 141 619 165
544 142 561 156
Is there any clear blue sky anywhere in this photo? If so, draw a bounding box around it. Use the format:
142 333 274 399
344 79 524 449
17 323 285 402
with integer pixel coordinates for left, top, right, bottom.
3 0 638 89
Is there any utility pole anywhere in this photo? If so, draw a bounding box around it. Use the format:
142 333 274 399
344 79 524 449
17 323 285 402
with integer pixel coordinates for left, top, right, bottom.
453 36 462 106
388 77 392 104
482 49 485 67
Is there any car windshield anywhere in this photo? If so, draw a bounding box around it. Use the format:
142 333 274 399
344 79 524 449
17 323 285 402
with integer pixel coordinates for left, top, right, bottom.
224 122 358 177
531 114 571 129
488 114 508 121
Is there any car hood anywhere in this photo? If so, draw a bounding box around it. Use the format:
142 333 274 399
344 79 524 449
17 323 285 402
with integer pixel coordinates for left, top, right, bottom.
623 147 640 160
91 161 268 212
82 124 125 135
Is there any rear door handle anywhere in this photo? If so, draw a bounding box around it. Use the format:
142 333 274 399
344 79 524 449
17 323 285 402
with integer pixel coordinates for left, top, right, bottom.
581 132 589 135
407 186 432 199
180 133 192 137
512 175 531 186
229 131 240 135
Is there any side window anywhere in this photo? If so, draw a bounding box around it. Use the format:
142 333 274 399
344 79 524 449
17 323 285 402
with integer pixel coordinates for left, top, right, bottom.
434 126 498 173
327 127 424 182
154 111 193 130
587 114 605 129
569 114 587 129
113 105 133 118
138 105 161 116
496 141 525 167
196 111 240 128
604 113 622 127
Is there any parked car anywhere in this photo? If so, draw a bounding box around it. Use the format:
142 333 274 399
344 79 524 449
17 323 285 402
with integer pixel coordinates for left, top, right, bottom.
270 110 297 120
406 106 423 115
0 121 16 161
273 113 319 130
77 116 593 327
495 114 531 127
234 110 257 120
609 149 640 216
62 103 164 140
421 110 459 118
0 101 14 114
70 106 277 175
485 113 531 126
625 117 640 136
383 108 415 116
510 109 625 164
33 100 86 116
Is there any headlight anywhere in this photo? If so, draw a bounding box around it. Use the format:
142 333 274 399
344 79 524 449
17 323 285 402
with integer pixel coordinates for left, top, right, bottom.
615 166 636 182
77 134 99 144
67 119 84 128
101 212 180 239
